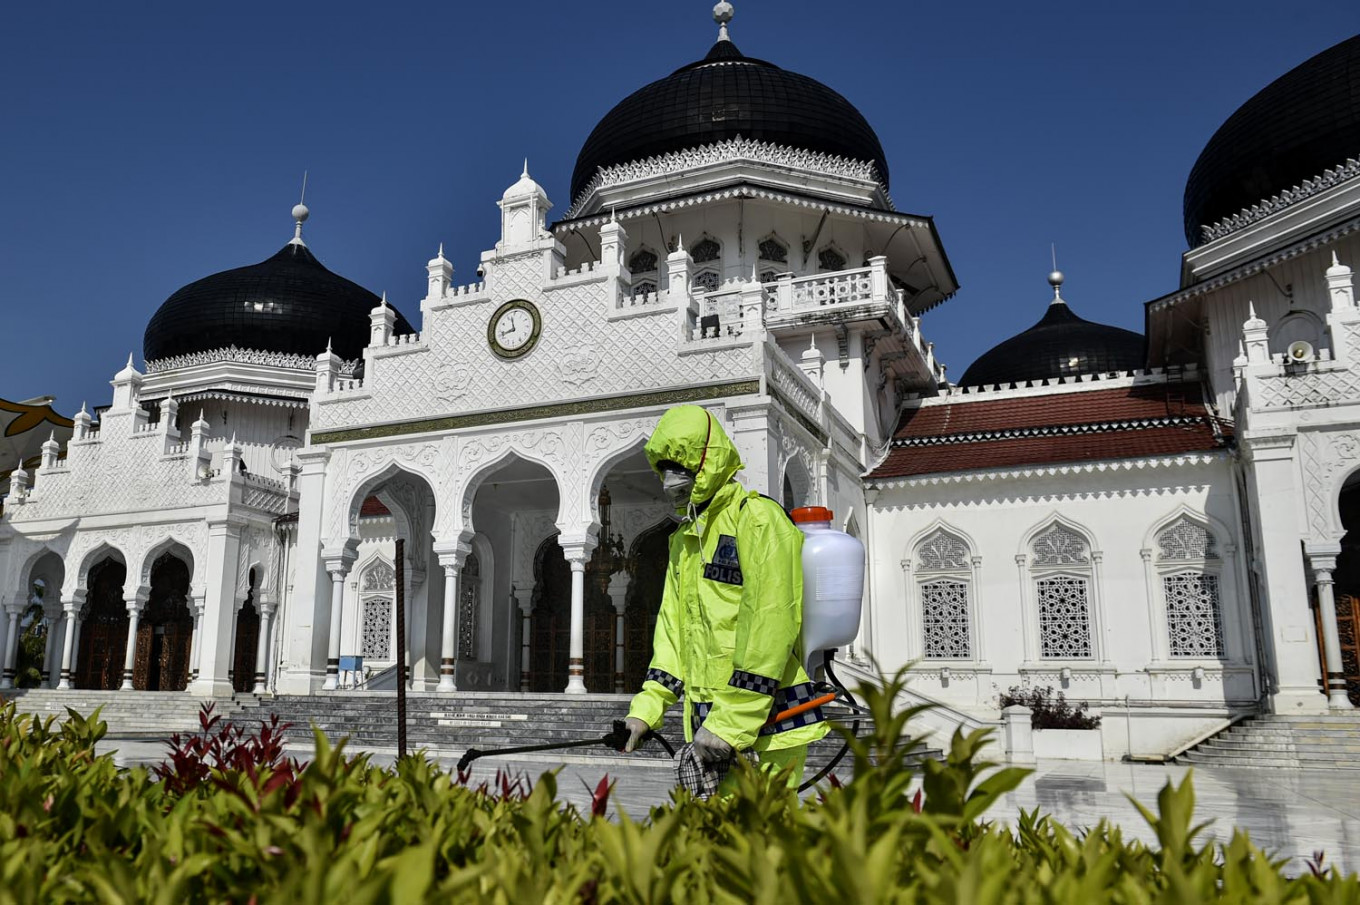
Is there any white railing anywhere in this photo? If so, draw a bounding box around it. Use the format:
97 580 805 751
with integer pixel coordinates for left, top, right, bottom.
766 342 823 425
385 331 422 347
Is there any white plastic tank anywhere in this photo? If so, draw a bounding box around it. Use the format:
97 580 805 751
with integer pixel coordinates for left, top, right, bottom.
791 506 865 674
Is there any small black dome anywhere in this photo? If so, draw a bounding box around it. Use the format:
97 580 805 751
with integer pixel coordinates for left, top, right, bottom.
570 38 889 204
959 299 1146 388
144 242 412 363
1184 35 1360 247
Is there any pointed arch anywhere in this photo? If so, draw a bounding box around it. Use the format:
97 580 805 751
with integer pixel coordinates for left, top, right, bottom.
457 446 566 535
1018 513 1101 661
136 537 196 595
339 459 440 547
904 521 978 661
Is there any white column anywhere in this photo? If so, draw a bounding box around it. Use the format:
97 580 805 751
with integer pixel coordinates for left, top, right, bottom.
56 602 78 689
187 595 205 681
189 519 246 696
322 563 348 691
252 599 274 695
566 557 587 694
516 589 532 692
0 606 20 688
1309 554 1354 710
607 572 629 693
438 563 460 692
68 615 83 681
120 597 144 691
43 614 59 688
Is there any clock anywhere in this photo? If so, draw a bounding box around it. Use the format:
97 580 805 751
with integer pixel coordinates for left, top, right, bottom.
487 299 541 359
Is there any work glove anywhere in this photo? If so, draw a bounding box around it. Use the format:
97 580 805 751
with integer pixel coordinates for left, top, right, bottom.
623 717 651 753
691 726 735 765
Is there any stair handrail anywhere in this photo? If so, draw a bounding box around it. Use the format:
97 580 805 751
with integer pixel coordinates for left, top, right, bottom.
1128 709 1256 764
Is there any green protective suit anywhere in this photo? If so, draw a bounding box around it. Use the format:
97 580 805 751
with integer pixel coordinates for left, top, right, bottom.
627 405 829 759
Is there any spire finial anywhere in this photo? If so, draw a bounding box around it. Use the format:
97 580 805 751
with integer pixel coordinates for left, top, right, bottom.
438 242 445 259
1248 300 1257 320
79 401 87 415
291 171 310 247
522 158 530 179
326 336 333 353
126 352 135 369
380 291 388 309
1335 251 1342 267
713 1 734 41
1047 262 1064 303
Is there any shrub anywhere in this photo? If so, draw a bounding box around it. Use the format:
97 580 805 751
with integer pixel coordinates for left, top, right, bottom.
0 669 1351 901
999 684 1102 729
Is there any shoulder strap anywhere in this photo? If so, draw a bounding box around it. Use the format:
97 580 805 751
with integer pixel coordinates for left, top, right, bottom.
739 493 794 523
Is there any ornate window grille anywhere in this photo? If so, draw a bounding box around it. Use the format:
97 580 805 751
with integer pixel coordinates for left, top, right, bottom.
689 237 721 264
817 246 847 272
1030 523 1095 659
359 559 395 661
915 528 973 659
1036 575 1093 658
1163 572 1224 657
1155 518 1224 658
459 552 480 660
628 248 659 299
758 236 788 264
693 270 721 293
361 596 392 660
921 580 971 658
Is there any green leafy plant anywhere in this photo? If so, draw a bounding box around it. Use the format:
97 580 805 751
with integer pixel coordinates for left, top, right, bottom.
999 684 1102 730
0 670 1352 902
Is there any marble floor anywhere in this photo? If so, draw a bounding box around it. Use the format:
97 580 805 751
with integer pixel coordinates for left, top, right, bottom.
99 737 1360 878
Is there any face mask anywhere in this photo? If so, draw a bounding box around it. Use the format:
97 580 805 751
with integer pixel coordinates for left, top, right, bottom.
661 468 695 510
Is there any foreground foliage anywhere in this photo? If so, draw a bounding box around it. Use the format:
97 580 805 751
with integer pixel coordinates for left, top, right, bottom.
0 672 1355 904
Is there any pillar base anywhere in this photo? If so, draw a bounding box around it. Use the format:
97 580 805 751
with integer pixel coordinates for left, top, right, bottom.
321 675 338 691
119 678 134 691
0 676 11 690
564 659 587 694
1270 686 1331 713
56 678 71 690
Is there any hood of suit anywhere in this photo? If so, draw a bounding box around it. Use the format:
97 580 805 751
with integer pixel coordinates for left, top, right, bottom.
644 406 744 507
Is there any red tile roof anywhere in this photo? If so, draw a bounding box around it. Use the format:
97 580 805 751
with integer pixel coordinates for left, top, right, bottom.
360 496 391 517
868 382 1231 480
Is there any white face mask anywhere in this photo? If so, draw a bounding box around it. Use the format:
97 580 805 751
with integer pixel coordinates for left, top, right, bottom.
661 469 695 510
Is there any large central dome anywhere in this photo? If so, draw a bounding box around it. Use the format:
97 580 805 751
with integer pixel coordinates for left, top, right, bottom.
570 37 889 204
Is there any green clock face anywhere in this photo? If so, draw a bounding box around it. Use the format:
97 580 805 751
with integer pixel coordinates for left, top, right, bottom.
488 299 541 359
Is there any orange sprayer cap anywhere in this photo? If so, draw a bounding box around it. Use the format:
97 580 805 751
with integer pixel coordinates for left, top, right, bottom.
790 506 833 524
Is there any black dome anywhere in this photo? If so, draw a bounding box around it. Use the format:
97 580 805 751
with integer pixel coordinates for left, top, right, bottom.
570 38 889 204
1184 35 1360 247
144 242 412 364
959 298 1146 388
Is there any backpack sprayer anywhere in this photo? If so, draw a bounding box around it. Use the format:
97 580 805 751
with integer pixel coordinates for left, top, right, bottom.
456 505 867 795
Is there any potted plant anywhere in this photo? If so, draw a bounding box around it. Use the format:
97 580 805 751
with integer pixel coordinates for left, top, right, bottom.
999 685 1103 760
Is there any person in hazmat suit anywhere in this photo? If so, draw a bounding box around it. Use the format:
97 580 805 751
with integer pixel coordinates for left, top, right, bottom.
621 405 828 786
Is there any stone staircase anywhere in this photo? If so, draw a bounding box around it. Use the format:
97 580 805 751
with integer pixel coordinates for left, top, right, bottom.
1177 712 1360 769
231 692 931 774
0 688 258 738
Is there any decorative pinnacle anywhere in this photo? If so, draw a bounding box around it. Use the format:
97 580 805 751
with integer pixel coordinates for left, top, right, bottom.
522 158 530 179
713 1 734 41
79 401 87 415
438 242 445 259
291 171 310 247
1335 251 1341 267
380 291 388 309
1047 269 1064 303
326 336 333 353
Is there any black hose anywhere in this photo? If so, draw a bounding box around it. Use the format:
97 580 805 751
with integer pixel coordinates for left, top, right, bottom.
797 653 862 792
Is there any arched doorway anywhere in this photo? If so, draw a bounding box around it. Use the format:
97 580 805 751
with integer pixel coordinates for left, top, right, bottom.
1330 476 1360 705
74 558 127 690
232 569 260 694
133 553 193 691
623 519 673 690
528 535 615 692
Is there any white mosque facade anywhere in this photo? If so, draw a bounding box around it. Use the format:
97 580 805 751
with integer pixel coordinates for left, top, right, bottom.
3 14 1360 760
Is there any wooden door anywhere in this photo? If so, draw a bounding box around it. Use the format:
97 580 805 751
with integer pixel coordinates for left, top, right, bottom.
75 560 128 691
232 603 260 693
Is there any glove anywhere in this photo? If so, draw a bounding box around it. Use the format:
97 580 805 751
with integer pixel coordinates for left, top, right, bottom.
623 717 651 753
692 726 735 765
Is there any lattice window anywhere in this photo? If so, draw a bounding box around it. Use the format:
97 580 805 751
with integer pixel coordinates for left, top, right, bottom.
361 596 392 660
628 248 658 273
1156 519 1218 562
921 580 971 658
693 270 721 293
1164 573 1224 657
917 529 970 572
758 237 788 264
459 552 480 660
631 280 657 298
817 247 847 271
690 238 721 264
1036 575 1093 658
1032 525 1089 566
362 561 395 592
759 269 778 284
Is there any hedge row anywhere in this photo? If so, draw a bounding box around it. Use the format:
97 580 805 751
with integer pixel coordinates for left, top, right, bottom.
0 669 1355 903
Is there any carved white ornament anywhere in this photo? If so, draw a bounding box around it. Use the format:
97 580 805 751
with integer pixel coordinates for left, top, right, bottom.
1031 525 1089 566
1156 518 1218 561
435 366 473 401
555 346 600 386
1199 157 1360 245
145 345 318 373
916 529 970 572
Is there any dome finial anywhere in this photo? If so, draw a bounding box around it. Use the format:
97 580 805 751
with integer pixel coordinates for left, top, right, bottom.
291 170 310 247
713 1 734 41
1048 243 1064 304
522 158 530 179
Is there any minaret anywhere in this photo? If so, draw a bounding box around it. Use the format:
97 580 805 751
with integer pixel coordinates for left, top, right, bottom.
426 243 453 301
497 160 552 251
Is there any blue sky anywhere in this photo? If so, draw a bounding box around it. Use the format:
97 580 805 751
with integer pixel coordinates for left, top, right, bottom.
2 1 1358 411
